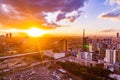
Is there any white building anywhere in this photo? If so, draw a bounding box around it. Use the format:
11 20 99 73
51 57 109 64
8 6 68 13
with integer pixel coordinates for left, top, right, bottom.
104 49 116 64
77 52 93 61
54 53 65 59
89 44 93 52
43 50 54 58
76 52 96 67
43 50 65 59
117 43 120 49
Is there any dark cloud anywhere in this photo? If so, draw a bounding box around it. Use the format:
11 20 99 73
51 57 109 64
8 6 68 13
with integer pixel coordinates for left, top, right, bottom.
56 13 66 22
0 0 88 29
67 11 82 22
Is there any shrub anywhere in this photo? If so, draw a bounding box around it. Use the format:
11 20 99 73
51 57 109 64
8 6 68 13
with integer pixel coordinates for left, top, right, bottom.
48 63 56 70
81 72 102 80
59 61 113 80
79 68 87 73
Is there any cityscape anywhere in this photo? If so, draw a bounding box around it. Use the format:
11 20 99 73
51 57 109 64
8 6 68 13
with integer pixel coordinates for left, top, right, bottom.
0 0 120 80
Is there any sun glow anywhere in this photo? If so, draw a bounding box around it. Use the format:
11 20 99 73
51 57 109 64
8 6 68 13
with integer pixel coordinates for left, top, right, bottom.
25 28 46 37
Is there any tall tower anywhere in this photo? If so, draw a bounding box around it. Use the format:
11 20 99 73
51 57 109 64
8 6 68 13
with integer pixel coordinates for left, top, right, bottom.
83 29 89 51
9 33 12 38
62 39 67 52
83 29 85 50
65 39 67 51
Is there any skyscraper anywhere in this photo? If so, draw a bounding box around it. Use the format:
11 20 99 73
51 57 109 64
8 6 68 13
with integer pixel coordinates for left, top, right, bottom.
83 29 89 51
63 39 68 51
117 32 119 38
6 33 8 38
9 33 12 38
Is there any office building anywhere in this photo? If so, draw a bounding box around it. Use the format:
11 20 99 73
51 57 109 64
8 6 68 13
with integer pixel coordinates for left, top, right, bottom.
82 29 89 51
117 33 119 38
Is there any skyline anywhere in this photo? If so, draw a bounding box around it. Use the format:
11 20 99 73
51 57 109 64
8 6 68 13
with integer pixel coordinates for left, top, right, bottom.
0 0 120 37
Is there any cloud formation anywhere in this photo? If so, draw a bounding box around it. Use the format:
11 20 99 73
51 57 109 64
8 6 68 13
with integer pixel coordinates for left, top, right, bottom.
99 0 120 22
99 7 120 21
101 28 120 32
105 0 120 5
0 0 88 29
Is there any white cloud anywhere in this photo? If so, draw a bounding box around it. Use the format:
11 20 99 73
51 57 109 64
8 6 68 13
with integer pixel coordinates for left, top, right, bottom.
105 0 120 5
99 0 120 22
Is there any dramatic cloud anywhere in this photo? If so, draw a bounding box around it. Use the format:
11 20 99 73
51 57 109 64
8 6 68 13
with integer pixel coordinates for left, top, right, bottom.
56 13 66 22
0 0 88 29
99 0 120 22
99 7 120 21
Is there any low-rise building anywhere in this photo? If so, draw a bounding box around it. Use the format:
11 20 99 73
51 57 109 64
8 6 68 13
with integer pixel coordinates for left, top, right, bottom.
43 50 65 59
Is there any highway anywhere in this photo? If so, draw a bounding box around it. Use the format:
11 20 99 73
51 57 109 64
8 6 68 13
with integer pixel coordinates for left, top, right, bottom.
0 52 39 60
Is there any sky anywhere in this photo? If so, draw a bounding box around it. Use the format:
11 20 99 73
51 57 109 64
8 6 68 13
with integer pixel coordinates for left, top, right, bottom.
0 0 120 36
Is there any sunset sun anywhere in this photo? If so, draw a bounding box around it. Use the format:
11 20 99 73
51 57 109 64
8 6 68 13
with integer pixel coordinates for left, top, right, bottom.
26 28 46 37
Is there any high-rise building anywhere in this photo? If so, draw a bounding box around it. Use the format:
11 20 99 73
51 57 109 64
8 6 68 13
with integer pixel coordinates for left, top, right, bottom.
5 33 12 38
117 32 119 38
6 33 8 38
9 33 12 38
63 39 67 51
83 29 89 51
100 48 106 59
60 39 68 52
116 50 120 63
104 49 116 64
